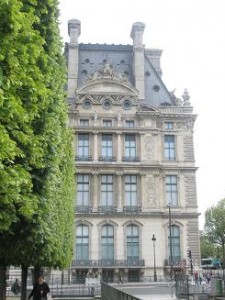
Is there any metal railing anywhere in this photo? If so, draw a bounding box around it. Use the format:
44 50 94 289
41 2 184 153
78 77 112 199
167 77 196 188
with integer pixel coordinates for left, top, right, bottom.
101 281 142 300
99 156 116 162
75 155 92 161
122 156 140 162
123 206 141 213
76 205 93 213
71 259 145 268
98 206 117 213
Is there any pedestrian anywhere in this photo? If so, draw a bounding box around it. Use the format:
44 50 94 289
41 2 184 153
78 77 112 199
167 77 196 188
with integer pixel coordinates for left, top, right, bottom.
118 273 123 284
28 275 50 300
206 272 211 284
11 279 20 295
199 273 203 285
194 271 198 285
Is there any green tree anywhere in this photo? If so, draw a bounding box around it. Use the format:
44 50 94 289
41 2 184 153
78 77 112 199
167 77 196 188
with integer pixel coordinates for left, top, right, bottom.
0 1 75 299
205 198 225 279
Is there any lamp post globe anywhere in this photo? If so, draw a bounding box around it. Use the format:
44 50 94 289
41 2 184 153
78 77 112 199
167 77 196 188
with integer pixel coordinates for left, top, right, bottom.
152 234 157 282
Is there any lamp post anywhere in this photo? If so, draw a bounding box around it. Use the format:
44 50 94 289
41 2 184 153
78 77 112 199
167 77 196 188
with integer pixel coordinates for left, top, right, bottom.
152 234 157 282
168 203 173 298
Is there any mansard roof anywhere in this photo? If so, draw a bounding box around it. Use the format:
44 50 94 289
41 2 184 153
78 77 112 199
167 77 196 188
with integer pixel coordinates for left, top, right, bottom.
76 43 176 107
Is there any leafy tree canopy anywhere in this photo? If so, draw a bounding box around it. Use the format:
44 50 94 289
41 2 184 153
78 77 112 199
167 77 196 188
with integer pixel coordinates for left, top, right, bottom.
0 0 75 269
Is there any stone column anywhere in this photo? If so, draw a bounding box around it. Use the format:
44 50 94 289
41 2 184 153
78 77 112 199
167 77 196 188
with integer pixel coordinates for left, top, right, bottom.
116 173 123 211
130 22 145 101
116 132 122 162
93 132 98 161
67 19 81 99
92 173 98 211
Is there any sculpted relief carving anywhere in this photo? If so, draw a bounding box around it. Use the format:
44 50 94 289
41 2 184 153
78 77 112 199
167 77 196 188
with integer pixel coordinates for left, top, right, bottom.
146 176 156 206
144 135 154 160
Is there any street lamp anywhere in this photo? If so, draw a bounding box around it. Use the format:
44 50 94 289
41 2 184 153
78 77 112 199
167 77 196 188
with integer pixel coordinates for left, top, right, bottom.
152 234 157 282
168 203 173 298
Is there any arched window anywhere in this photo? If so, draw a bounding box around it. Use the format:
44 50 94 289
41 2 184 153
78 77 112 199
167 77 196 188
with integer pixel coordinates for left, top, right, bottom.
76 225 89 260
168 225 180 264
101 225 114 260
126 225 139 263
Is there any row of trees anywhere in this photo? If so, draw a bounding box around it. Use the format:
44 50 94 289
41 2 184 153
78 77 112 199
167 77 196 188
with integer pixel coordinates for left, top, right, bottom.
0 1 75 300
201 198 225 275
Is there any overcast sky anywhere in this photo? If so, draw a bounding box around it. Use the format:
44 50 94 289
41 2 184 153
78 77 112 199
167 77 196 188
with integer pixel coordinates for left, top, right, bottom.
58 0 225 229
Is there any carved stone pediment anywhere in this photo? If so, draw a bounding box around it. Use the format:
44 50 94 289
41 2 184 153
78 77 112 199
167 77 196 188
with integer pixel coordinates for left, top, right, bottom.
138 104 158 112
76 63 138 97
76 78 138 97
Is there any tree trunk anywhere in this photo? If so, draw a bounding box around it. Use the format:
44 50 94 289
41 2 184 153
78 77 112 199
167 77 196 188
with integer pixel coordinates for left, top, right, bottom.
21 265 28 300
0 266 7 300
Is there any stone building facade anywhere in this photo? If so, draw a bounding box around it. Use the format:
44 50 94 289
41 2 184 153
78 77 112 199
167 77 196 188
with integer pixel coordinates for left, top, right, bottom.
66 19 200 282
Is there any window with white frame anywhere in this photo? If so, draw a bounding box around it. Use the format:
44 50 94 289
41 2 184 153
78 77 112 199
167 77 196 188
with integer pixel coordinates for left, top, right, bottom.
164 135 175 160
101 175 113 206
103 120 112 127
76 224 89 260
125 175 137 206
168 225 181 264
80 119 89 127
125 120 134 128
78 133 89 157
101 134 113 157
166 175 178 206
101 225 114 260
165 122 173 130
77 174 89 206
126 224 139 262
125 134 136 158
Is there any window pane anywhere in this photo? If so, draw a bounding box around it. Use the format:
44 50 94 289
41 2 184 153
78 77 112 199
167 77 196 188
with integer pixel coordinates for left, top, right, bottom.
126 225 139 260
101 225 114 259
166 175 177 206
168 225 180 263
125 175 137 206
125 120 134 128
103 120 112 127
78 134 89 156
101 175 113 206
164 135 175 160
102 134 113 157
77 175 89 206
125 134 136 157
76 225 89 260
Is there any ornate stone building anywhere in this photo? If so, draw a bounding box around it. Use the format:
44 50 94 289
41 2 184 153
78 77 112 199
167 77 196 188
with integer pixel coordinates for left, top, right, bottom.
66 19 200 282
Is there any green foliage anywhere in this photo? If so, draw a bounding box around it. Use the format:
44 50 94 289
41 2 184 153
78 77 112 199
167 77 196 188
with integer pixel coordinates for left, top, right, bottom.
0 0 75 268
204 198 225 246
200 233 221 259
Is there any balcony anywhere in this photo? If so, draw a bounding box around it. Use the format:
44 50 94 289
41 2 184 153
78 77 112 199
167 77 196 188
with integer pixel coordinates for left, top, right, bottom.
71 259 145 268
76 206 93 213
122 156 140 162
164 258 186 267
99 156 116 162
123 206 141 213
98 206 117 213
75 155 92 161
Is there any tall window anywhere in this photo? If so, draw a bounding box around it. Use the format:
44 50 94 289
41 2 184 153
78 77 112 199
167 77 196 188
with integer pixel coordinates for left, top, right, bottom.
125 134 136 158
125 175 137 206
101 175 113 206
126 225 139 262
101 225 114 260
77 175 89 206
78 134 89 156
101 134 113 157
164 135 175 160
168 225 180 263
76 225 89 260
166 175 178 206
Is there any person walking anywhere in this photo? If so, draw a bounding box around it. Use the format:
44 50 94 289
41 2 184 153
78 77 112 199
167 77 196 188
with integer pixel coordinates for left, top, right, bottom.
28 275 50 300
11 279 20 295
